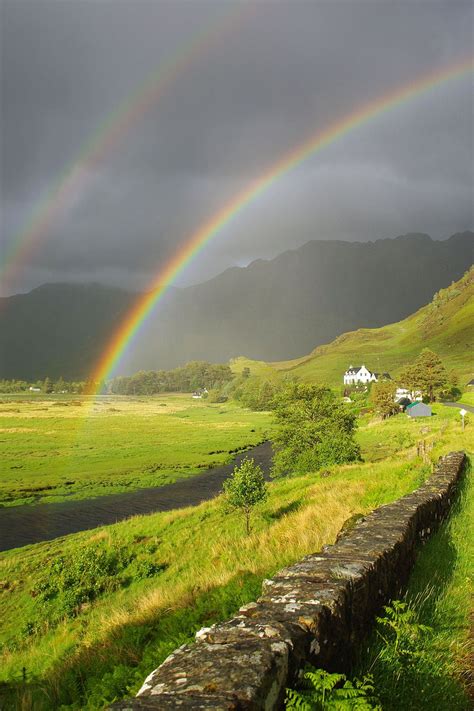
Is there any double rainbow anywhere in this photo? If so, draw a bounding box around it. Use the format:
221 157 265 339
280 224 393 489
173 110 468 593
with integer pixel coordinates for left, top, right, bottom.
0 4 252 294
87 55 473 395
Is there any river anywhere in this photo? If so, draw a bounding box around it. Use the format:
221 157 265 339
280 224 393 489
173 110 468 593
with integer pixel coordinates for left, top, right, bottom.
0 441 273 552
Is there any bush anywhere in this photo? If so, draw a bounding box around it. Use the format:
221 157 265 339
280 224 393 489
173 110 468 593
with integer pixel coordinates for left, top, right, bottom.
30 544 166 623
271 383 361 476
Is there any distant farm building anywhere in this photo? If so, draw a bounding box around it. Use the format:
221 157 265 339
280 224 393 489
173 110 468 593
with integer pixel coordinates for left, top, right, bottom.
343 365 391 385
192 388 208 399
406 402 432 418
395 387 422 404
29 387 41 392
467 379 474 387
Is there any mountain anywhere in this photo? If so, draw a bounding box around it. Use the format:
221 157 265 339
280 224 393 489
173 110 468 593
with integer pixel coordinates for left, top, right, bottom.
1 232 472 380
0 283 137 381
240 265 473 387
128 230 473 371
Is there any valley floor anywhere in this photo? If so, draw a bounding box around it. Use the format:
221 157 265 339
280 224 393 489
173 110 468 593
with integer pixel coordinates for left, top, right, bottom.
0 400 471 709
0 393 272 507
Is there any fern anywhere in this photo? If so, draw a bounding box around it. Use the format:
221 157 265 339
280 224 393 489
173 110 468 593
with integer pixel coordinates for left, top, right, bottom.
285 668 381 710
375 600 432 673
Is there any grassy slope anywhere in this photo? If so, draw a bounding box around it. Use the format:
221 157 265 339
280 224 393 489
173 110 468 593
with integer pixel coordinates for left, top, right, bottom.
236 267 473 388
0 394 272 507
0 403 471 709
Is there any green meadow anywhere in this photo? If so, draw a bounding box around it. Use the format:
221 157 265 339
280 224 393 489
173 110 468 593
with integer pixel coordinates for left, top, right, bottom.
0 402 471 709
0 393 272 507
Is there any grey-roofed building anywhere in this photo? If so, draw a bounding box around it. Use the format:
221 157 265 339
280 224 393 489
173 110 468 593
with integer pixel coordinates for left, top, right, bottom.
406 402 432 418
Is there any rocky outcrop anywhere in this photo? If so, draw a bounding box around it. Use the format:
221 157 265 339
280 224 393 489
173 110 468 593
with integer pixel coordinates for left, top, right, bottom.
111 451 466 710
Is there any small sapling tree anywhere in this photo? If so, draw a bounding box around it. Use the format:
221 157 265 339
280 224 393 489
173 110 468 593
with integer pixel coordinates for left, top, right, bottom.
223 457 267 535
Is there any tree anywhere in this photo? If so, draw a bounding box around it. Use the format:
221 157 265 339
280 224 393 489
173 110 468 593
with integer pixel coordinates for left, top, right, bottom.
55 376 66 393
43 377 53 393
271 383 361 477
371 381 398 419
400 349 448 402
222 457 267 535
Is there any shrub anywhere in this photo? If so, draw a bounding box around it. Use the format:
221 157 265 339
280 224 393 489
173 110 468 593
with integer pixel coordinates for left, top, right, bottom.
286 668 381 709
271 383 361 476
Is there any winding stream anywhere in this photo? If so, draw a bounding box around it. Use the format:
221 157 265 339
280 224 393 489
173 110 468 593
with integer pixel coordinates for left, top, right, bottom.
0 442 273 552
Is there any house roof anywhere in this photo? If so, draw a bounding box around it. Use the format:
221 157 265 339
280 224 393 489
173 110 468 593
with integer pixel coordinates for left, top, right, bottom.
467 379 474 386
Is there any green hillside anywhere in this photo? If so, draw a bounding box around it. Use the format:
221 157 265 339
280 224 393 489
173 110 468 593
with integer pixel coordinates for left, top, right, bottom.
236 267 473 388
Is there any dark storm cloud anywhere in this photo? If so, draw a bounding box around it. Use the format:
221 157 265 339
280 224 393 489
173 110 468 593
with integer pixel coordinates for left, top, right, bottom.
1 0 473 294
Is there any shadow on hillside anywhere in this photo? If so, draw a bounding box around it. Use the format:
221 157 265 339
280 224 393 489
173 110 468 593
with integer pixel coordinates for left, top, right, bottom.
266 499 303 521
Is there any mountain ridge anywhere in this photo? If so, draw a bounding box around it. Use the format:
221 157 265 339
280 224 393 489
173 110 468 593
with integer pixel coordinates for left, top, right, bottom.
1 231 472 380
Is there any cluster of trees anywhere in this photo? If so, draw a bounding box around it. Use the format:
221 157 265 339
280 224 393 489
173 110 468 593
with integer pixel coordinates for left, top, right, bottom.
0 377 85 394
399 349 458 402
370 349 460 418
224 374 282 411
109 361 233 395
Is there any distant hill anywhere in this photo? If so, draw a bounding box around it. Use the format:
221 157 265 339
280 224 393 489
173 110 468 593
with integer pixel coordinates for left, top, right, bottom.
0 231 472 380
0 283 137 380
237 266 473 387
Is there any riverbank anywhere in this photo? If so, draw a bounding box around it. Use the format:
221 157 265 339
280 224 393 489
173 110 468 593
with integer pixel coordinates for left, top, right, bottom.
0 393 272 507
0 441 272 552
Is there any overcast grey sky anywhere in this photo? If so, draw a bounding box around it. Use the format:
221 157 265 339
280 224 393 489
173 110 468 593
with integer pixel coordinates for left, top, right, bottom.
1 0 473 295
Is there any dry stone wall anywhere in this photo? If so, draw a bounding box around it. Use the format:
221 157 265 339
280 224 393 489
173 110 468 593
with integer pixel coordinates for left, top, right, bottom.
111 451 466 710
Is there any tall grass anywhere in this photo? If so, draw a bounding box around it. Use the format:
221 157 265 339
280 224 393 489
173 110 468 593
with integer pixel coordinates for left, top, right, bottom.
355 464 472 710
1 458 424 709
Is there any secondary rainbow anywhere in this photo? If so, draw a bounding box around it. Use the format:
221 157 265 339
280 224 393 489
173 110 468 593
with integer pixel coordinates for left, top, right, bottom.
86 54 472 394
0 4 252 294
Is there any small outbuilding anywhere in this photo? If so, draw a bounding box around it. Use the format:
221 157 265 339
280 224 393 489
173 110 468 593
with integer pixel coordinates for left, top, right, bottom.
406 402 432 418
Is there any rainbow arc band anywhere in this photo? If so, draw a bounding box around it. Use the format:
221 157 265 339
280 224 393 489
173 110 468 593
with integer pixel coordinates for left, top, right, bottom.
0 3 252 294
86 56 473 396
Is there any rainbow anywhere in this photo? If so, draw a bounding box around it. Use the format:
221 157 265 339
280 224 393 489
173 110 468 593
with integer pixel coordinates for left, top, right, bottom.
0 4 252 295
84 55 472 394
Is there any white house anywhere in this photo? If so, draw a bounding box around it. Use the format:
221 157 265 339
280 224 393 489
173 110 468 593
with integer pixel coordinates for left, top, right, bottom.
395 387 422 403
343 365 378 385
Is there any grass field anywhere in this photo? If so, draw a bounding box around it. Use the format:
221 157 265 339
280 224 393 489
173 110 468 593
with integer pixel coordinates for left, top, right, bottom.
0 402 470 709
0 393 273 507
